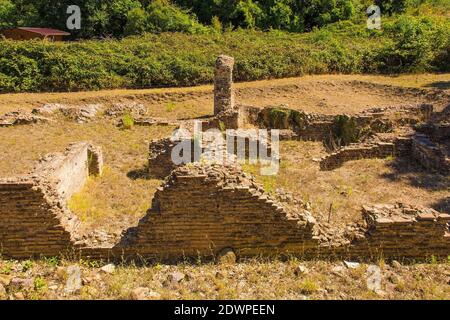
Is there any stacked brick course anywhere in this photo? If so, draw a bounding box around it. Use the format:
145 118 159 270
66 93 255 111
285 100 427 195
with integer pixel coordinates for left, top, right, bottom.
345 204 450 259
0 142 103 258
117 164 318 260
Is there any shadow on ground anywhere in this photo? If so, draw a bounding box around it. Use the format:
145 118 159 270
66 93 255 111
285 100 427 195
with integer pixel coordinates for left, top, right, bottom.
431 197 450 214
127 166 150 180
381 157 449 192
424 81 450 90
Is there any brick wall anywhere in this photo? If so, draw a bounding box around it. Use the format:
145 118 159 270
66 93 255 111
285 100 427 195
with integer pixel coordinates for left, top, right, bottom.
0 142 103 258
344 204 450 259
116 164 318 260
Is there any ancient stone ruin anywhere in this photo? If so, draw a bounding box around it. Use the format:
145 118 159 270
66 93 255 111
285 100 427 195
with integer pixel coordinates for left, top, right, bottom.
0 55 448 262
214 55 235 115
0 142 103 258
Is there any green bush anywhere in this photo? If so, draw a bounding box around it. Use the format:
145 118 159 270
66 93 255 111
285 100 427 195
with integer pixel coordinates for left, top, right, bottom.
0 11 448 93
374 15 450 73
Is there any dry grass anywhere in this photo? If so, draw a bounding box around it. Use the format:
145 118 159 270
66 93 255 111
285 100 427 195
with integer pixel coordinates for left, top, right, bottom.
1 73 448 116
243 140 449 225
0 120 174 234
1 257 448 300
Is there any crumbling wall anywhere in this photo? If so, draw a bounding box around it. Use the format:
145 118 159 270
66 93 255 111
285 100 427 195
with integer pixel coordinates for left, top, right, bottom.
117 164 318 260
252 104 432 142
0 142 103 258
319 142 396 170
345 204 450 259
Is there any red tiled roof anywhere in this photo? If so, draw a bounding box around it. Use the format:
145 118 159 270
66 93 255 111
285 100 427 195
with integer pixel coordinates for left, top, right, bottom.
17 27 71 36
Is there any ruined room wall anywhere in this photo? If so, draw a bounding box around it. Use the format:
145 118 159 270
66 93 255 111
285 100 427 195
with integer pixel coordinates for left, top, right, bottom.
343 204 450 259
255 104 433 141
0 143 103 258
33 143 90 201
319 142 396 171
117 164 318 260
0 178 77 258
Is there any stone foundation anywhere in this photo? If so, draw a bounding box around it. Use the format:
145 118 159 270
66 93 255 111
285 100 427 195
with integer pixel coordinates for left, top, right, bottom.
319 141 396 171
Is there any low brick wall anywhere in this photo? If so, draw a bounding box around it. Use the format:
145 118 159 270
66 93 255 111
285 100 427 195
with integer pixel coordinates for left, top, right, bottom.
344 204 450 259
0 178 76 258
319 142 396 171
0 142 103 258
254 104 433 141
116 164 318 260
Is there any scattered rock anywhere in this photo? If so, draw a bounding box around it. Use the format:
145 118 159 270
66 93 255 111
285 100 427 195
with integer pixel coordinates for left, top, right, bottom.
13 292 25 300
218 248 236 264
64 265 82 294
55 266 66 280
33 103 102 123
163 272 185 288
0 284 6 298
100 264 116 274
147 291 161 300
105 102 147 117
9 278 33 291
33 103 65 115
294 265 309 276
0 274 13 287
131 287 150 300
60 104 102 123
366 265 384 295
391 260 402 269
388 274 402 285
0 110 51 126
344 261 360 269
331 265 345 274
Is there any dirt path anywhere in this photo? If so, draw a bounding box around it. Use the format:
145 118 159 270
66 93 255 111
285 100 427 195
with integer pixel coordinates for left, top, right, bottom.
1 73 449 118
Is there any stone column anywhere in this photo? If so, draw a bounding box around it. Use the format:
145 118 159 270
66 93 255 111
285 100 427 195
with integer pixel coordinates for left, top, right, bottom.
214 55 235 115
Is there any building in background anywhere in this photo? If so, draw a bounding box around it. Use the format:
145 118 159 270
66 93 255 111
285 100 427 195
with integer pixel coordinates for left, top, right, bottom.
0 27 70 41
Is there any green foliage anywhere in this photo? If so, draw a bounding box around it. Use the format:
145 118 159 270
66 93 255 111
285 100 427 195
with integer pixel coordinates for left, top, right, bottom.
290 110 308 129
0 0 15 29
34 276 47 292
0 0 425 37
22 260 34 272
145 0 208 34
374 15 450 73
325 114 363 150
165 101 176 112
122 113 134 129
0 9 448 93
268 108 291 128
43 256 59 267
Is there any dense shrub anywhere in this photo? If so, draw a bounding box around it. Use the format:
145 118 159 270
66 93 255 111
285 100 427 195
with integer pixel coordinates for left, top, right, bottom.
0 12 448 93
373 15 450 73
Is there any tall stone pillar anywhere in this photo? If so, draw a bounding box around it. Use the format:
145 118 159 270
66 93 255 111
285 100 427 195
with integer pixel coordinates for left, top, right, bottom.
214 55 235 115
